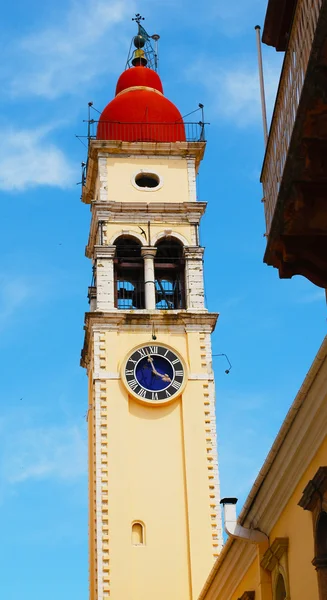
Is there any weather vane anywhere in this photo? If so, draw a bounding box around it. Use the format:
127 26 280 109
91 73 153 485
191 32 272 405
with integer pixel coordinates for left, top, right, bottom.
126 14 160 72
132 13 145 25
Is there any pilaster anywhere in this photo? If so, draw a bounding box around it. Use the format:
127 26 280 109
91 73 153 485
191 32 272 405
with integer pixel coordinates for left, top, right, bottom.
94 245 116 311
184 246 205 310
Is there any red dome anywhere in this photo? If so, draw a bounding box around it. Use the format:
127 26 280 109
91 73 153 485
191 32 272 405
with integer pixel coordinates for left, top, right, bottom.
97 65 185 143
115 65 163 95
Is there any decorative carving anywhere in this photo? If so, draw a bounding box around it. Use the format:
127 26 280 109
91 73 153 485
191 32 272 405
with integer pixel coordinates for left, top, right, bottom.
298 466 327 511
261 538 289 572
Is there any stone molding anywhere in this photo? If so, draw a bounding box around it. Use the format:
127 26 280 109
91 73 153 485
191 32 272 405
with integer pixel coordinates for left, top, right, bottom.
94 245 116 259
198 541 257 600
141 246 157 259
298 466 327 512
184 246 205 260
81 311 219 368
86 202 207 257
261 538 289 572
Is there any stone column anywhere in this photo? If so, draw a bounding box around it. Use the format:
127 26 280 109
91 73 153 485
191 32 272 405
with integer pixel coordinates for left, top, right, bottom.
141 247 157 310
94 245 116 311
184 246 205 310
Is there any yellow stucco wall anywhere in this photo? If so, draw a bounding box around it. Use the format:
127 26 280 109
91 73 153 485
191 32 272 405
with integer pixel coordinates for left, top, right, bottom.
269 437 327 600
105 157 190 203
88 328 219 600
230 556 258 600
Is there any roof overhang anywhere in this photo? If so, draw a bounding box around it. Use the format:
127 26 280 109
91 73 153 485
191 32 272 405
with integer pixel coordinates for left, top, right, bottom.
262 0 297 50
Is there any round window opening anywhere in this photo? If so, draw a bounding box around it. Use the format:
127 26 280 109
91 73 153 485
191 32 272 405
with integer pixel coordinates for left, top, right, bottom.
135 173 160 189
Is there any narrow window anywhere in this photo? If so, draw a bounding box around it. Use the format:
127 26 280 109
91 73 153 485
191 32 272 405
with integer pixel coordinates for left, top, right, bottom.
132 522 144 545
154 238 185 309
114 236 144 309
275 573 287 600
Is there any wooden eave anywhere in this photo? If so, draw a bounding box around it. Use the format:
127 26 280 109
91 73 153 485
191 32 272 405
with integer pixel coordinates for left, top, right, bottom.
262 0 297 50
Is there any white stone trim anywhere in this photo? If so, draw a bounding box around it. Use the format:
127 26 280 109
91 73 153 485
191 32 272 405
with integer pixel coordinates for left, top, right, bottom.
201 333 223 557
98 157 108 202
151 230 190 246
186 158 197 202
108 230 146 246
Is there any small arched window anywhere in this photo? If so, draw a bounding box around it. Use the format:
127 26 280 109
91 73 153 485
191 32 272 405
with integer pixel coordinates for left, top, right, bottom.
132 522 145 545
275 573 287 600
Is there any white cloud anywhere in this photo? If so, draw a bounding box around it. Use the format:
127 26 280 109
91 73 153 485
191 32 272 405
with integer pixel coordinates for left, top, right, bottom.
1 423 87 485
0 126 75 191
186 56 282 127
8 0 134 99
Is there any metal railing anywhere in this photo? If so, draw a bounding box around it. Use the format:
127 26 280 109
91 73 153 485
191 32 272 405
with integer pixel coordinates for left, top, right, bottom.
116 279 145 309
90 120 206 142
261 0 322 233
155 278 185 310
114 278 185 310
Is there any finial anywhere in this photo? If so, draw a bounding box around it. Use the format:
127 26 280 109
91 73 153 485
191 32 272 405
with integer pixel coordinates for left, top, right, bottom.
132 13 148 66
132 13 145 25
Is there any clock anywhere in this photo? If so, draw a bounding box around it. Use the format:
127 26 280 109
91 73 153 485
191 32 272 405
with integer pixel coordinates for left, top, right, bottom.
122 344 186 403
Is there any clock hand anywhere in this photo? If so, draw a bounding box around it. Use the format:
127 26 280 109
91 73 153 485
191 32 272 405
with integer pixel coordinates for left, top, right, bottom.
146 351 172 383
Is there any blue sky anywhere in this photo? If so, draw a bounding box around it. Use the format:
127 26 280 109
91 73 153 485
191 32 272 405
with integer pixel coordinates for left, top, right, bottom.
0 1 325 599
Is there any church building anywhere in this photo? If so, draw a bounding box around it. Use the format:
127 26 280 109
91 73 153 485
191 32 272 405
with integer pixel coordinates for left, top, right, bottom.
81 19 222 600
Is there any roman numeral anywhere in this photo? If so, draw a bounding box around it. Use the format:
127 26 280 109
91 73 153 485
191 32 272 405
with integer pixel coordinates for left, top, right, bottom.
175 370 184 377
138 388 146 398
171 380 181 390
148 346 158 354
164 350 169 357
128 379 138 391
126 370 134 376
165 390 171 398
137 348 147 357
172 358 179 365
152 392 159 401
128 359 137 365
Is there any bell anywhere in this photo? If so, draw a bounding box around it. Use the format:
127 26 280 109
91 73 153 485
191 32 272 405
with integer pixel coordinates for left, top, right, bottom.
132 48 147 67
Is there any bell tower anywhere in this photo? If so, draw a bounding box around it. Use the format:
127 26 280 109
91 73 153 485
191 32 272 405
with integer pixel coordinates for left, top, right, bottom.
81 21 223 600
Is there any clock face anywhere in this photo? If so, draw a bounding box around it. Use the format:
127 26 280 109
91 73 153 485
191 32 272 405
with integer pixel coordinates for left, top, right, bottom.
123 344 185 403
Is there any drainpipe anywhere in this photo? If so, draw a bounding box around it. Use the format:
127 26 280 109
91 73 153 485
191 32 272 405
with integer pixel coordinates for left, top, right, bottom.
220 498 268 544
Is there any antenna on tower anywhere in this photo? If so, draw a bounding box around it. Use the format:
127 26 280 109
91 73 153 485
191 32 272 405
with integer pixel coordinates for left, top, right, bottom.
126 15 160 72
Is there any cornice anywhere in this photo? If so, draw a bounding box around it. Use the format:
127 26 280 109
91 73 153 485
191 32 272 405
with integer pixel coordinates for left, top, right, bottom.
82 140 206 204
81 310 219 368
198 540 256 600
239 336 327 533
85 201 207 257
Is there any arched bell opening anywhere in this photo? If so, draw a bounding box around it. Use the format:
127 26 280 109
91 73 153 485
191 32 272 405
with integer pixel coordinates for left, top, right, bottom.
154 238 185 309
114 236 145 309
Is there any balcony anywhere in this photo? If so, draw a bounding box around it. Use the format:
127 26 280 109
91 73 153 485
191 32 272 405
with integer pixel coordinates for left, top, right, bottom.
90 120 206 143
261 0 327 287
